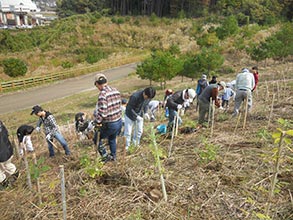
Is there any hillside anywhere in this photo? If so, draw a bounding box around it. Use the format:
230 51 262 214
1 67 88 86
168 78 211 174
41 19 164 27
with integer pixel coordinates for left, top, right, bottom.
0 60 292 219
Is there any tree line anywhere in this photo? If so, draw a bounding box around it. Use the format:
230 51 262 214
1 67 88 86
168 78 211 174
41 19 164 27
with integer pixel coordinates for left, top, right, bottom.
57 0 293 24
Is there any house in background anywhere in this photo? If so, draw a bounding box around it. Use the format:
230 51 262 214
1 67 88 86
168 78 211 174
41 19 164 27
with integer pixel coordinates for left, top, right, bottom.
0 0 41 26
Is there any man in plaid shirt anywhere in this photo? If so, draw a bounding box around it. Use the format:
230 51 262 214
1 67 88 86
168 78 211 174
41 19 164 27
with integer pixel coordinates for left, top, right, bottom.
93 73 122 162
31 105 71 157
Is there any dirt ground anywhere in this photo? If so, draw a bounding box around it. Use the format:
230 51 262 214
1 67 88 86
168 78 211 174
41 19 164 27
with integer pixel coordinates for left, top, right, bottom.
0 62 293 220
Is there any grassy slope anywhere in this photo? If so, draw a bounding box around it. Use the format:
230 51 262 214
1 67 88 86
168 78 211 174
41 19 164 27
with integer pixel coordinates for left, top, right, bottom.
0 17 292 219
0 60 293 219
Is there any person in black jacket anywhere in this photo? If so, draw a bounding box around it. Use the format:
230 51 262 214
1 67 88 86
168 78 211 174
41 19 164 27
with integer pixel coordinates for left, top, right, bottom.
166 88 196 130
124 87 156 150
17 124 35 156
0 120 19 190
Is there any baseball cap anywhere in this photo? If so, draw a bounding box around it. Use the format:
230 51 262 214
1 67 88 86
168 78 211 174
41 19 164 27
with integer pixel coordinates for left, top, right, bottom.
94 73 107 85
187 89 196 102
202 74 207 80
218 81 226 89
31 105 43 115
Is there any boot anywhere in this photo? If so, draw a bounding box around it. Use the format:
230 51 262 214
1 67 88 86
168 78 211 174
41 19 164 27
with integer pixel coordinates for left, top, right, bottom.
9 169 20 184
0 178 9 190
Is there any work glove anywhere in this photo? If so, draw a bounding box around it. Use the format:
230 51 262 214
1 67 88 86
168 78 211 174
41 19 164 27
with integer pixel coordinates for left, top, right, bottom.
35 127 41 132
144 113 150 120
177 104 183 110
46 134 52 141
136 115 143 122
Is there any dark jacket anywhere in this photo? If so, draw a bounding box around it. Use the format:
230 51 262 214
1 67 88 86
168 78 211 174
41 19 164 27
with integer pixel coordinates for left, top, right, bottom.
17 125 34 143
0 121 13 162
125 89 149 121
166 90 185 111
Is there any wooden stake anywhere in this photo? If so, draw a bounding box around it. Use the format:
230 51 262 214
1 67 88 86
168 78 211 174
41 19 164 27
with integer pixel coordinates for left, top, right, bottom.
59 165 67 220
267 93 275 128
210 100 215 137
23 147 32 190
152 127 167 202
207 98 212 128
32 152 42 205
243 97 248 129
175 109 180 136
168 116 177 158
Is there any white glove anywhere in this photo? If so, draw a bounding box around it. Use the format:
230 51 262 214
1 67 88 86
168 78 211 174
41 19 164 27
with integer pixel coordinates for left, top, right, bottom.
136 115 143 121
144 113 150 120
46 134 52 141
177 104 182 110
35 127 40 132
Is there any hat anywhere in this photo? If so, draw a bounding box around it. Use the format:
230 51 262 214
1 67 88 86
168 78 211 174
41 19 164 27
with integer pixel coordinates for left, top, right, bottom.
187 89 196 102
144 87 156 99
242 68 249 73
121 98 127 105
218 81 226 89
94 73 107 85
31 105 43 115
165 89 173 96
202 74 207 80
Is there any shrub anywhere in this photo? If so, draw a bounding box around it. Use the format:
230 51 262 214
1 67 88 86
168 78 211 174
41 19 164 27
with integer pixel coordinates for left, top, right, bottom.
61 61 74 69
1 58 28 77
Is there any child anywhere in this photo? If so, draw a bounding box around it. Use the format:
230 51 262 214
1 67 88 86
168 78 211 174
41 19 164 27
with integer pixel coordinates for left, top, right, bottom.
16 125 35 156
221 83 235 109
31 105 71 157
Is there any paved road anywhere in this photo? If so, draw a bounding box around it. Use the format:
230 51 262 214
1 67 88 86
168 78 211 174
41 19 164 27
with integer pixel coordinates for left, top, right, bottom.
0 63 137 115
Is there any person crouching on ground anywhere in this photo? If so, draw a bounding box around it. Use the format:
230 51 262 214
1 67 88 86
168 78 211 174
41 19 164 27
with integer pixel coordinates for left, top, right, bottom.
166 88 196 131
31 105 71 157
93 74 122 162
124 87 156 151
198 81 226 126
17 124 35 156
0 120 19 190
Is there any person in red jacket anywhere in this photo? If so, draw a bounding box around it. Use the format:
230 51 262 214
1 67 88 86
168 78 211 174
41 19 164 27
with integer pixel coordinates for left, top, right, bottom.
252 66 259 91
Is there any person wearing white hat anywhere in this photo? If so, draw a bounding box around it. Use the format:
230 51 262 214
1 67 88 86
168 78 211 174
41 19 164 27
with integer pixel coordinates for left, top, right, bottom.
197 81 226 126
166 88 196 130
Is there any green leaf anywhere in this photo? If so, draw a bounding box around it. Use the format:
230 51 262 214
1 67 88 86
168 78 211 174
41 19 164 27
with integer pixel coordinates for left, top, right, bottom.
286 130 293 136
271 132 281 139
284 138 292 145
255 212 270 219
274 137 280 144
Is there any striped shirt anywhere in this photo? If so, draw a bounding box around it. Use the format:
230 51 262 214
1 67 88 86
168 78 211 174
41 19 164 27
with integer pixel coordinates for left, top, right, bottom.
94 85 122 123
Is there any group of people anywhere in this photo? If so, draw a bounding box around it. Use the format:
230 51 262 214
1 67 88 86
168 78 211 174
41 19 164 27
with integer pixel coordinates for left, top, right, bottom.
0 66 259 189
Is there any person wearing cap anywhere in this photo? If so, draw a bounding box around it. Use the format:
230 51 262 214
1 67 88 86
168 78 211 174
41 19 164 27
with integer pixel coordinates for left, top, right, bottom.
16 124 35 156
166 88 196 130
163 89 173 118
233 68 255 117
251 66 259 91
31 105 71 157
0 120 19 190
93 73 122 162
124 87 156 150
196 74 209 111
209 76 217 84
197 81 226 126
144 100 163 122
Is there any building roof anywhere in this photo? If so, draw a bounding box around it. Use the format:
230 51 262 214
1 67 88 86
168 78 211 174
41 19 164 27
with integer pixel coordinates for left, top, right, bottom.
0 0 40 13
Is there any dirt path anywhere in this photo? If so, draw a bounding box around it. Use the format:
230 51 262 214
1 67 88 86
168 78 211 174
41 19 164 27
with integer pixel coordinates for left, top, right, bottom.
0 63 137 115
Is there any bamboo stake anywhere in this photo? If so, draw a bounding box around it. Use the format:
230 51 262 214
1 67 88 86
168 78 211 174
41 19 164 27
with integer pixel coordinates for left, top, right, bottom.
210 100 215 137
266 132 285 216
32 152 42 205
122 136 126 170
207 98 212 128
243 97 248 129
59 165 67 220
175 109 180 136
23 145 32 190
168 116 177 158
152 127 167 202
267 93 275 128
276 81 280 102
265 81 269 104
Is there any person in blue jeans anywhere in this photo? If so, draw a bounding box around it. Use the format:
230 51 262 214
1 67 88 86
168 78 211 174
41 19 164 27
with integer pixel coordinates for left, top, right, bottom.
31 105 71 157
93 73 122 162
